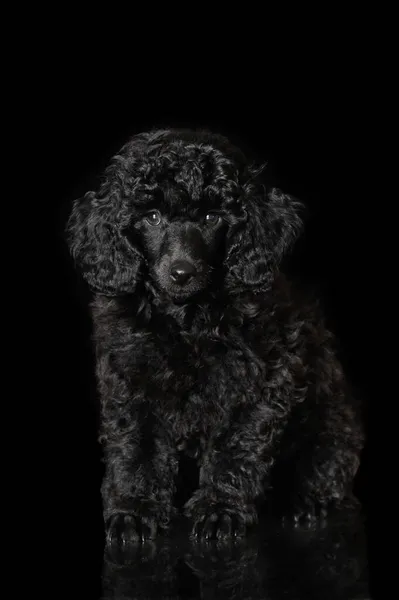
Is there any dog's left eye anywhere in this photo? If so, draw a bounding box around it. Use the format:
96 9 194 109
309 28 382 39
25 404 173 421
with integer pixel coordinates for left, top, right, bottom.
145 210 162 226
204 213 220 225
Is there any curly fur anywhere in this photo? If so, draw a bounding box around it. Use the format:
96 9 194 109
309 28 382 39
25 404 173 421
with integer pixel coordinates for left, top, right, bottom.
66 128 364 543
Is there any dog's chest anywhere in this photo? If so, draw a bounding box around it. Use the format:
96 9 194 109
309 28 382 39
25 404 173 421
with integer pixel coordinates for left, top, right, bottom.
162 328 259 392
149 329 264 446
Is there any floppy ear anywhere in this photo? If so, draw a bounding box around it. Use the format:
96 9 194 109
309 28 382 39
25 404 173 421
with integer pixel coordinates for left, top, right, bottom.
225 187 304 293
66 186 143 296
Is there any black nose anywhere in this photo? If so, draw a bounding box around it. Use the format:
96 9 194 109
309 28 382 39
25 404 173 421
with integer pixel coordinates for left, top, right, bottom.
170 260 197 285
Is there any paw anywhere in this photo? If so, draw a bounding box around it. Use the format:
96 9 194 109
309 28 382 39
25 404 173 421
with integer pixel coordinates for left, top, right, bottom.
282 497 328 525
184 489 255 541
289 503 328 524
106 512 158 546
191 510 246 540
105 498 172 546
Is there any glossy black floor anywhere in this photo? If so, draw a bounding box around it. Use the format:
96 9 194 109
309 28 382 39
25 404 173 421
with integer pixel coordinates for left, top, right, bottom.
97 510 369 599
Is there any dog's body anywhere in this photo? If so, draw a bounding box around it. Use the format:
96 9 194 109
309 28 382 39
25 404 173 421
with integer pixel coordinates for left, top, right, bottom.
67 128 364 543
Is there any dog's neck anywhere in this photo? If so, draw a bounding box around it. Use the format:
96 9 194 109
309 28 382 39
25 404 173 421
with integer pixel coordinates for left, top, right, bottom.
144 283 220 330
136 277 273 332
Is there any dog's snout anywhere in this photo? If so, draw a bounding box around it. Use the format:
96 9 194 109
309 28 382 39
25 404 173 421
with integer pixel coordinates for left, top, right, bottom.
170 260 197 285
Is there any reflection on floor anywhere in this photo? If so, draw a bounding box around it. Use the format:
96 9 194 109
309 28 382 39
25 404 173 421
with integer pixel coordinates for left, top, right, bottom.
101 510 369 599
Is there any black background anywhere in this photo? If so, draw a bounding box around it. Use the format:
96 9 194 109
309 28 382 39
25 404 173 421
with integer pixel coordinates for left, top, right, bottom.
38 58 379 596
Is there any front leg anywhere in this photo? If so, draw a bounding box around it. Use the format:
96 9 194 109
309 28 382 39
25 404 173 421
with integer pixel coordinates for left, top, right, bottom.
184 403 285 540
102 405 178 545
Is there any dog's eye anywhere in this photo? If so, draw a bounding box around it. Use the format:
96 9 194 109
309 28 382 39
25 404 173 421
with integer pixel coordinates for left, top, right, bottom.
204 213 220 225
145 210 162 226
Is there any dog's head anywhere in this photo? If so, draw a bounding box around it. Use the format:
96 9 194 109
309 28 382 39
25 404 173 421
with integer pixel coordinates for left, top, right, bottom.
66 129 304 301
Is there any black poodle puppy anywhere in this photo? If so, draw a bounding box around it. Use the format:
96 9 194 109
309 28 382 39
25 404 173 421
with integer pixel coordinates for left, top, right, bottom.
66 128 364 544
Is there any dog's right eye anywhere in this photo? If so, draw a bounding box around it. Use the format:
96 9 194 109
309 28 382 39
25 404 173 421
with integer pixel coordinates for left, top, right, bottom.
144 210 162 226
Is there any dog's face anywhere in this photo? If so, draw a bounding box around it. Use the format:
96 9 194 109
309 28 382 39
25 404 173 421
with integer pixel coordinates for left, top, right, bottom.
67 129 304 299
128 185 231 301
